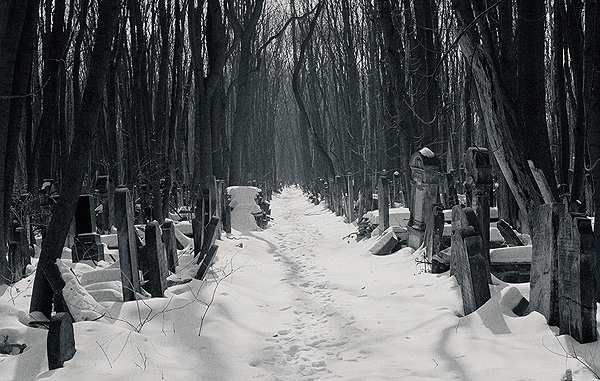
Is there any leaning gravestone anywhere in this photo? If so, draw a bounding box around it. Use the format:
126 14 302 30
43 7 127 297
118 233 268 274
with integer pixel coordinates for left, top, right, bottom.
557 212 597 343
451 206 491 315
142 221 168 297
496 219 525 246
196 246 218 280
115 187 141 302
530 203 563 326
47 312 76 370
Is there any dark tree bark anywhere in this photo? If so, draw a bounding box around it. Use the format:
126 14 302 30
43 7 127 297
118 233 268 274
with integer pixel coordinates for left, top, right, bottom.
0 0 38 284
453 0 544 231
30 0 121 317
291 0 335 180
517 0 558 201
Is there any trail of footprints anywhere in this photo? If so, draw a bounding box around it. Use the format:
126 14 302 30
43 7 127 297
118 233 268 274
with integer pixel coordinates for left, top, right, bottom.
251 203 366 380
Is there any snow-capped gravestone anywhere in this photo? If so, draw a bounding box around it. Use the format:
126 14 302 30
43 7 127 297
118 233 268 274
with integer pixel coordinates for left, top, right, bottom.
72 195 104 262
142 221 168 297
47 312 76 370
557 212 597 343
450 206 491 315
228 186 262 233
115 187 141 302
465 147 492 263
407 148 440 263
530 203 563 327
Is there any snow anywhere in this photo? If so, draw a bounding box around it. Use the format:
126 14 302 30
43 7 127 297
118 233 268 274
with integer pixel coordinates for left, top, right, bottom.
0 187 597 380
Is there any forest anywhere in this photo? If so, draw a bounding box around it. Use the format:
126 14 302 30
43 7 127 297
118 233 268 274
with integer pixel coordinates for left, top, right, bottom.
0 0 599 289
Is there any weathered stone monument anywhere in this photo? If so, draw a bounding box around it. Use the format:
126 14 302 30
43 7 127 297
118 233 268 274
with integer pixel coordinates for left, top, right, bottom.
72 195 104 262
8 227 31 283
161 221 178 273
346 173 355 223
557 210 597 343
142 221 168 297
451 206 491 315
496 219 525 246
407 148 440 256
530 203 563 326
334 175 343 216
378 171 390 232
47 312 76 370
465 147 492 263
115 187 141 302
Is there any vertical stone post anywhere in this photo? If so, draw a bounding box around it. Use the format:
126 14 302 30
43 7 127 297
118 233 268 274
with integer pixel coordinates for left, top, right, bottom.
223 186 231 234
530 202 563 326
407 148 440 250
450 206 491 315
143 221 168 297
558 212 597 343
347 172 355 223
334 175 343 216
72 195 104 262
465 147 492 263
161 221 178 273
115 187 141 302
378 171 390 232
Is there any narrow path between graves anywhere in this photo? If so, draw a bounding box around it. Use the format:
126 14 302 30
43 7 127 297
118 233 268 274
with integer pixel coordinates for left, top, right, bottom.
242 188 374 379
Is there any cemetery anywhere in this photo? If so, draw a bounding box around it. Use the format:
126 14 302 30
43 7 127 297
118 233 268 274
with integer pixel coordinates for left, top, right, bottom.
2 0 600 379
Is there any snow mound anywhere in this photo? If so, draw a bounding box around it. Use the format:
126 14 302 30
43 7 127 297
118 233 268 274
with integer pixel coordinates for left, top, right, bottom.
56 259 107 321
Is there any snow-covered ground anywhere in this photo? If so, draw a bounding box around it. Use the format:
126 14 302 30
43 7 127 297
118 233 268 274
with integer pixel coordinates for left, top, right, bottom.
1 187 599 380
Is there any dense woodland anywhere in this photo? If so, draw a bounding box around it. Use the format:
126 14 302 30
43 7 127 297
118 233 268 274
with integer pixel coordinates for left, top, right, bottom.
0 0 599 286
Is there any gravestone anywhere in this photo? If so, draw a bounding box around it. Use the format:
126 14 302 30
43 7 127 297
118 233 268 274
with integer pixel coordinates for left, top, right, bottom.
72 195 104 262
74 195 96 235
530 203 563 326
496 219 525 246
430 206 447 273
407 148 440 256
142 221 168 297
115 187 141 301
47 313 76 370
451 206 491 315
346 173 355 223
334 175 343 216
558 213 597 343
161 221 178 273
223 189 232 234
7 227 31 283
197 217 220 265
465 147 492 263
196 245 218 280
378 172 390 231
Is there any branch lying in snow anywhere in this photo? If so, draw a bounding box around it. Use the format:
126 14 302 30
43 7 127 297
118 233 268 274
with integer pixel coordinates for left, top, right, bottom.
542 335 600 379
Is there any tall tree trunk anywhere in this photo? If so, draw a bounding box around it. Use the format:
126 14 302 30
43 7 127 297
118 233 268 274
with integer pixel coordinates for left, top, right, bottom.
453 1 544 231
0 0 38 283
30 0 121 317
517 0 558 201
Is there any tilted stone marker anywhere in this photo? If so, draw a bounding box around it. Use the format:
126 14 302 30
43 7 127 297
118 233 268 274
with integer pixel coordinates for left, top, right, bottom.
378 172 390 232
142 221 168 297
196 245 218 280
530 203 563 326
197 217 220 265
558 212 597 343
115 187 141 301
47 312 76 370
451 206 491 315
465 147 492 263
161 221 179 273
496 219 525 246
